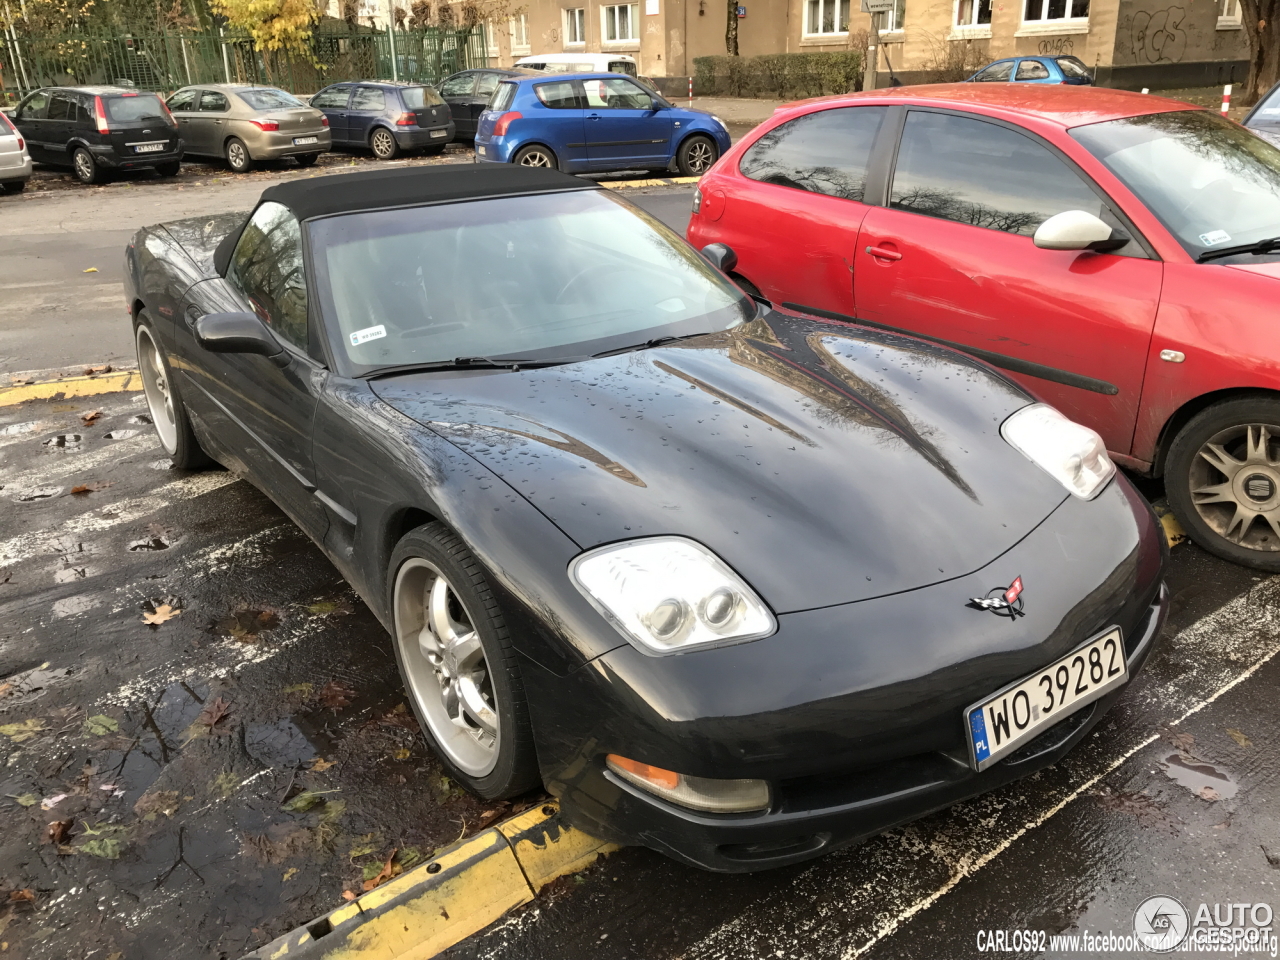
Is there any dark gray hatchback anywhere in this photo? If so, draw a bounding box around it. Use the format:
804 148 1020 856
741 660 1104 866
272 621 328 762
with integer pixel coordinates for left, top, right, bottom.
11 86 182 184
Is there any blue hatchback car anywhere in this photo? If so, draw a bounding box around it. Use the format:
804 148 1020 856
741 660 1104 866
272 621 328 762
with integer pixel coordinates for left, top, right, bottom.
309 80 454 160
474 73 730 176
966 55 1093 85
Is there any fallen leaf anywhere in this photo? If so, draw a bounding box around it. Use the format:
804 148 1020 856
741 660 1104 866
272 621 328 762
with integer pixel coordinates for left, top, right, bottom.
70 481 112 496
306 601 337 615
0 682 12 698
40 794 67 810
282 789 337 813
283 682 314 698
133 790 180 821
142 603 182 625
83 267 98 273
1227 728 1253 748
8 794 37 808
79 837 123 859
341 889 358 901
391 748 410 761
1200 785 1221 801
0 719 47 742
362 849 401 891
309 757 335 772
46 820 73 844
80 410 103 425
7 889 34 904
283 867 299 882
318 680 356 712
82 715 119 736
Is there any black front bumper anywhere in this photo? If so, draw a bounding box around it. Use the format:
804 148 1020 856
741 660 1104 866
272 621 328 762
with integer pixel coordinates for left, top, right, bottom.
528 477 1169 872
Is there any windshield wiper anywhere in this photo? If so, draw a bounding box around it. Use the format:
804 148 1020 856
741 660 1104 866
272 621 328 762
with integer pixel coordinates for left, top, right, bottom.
1198 236 1280 262
366 355 588 378
593 332 713 358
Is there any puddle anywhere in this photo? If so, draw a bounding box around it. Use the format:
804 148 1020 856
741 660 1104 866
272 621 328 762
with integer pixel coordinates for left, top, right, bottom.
1160 753 1240 801
215 608 282 642
148 459 176 471
0 421 38 437
43 434 83 450
129 414 153 425
0 663 74 704
52 595 104 618
130 535 171 551
53 565 100 583
103 430 140 441
12 485 62 502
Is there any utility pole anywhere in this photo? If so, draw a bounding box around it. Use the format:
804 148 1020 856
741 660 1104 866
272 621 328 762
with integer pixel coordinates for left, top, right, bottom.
860 0 893 89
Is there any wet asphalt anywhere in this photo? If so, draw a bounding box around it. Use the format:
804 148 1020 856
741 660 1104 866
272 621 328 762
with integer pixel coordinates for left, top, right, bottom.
2 151 1279 960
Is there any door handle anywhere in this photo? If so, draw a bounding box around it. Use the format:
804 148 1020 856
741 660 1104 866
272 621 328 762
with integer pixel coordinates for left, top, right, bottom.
865 245 902 262
588 114 601 121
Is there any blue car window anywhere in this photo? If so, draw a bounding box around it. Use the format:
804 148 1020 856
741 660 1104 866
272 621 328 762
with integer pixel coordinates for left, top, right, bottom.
739 106 887 202
310 86 351 109
1016 60 1051 80
351 87 387 112
1056 57 1090 80
972 61 1014 82
491 82 517 111
583 77 652 109
535 80 581 108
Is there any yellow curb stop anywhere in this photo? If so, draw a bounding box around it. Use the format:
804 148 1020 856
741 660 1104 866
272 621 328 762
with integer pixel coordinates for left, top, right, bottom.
243 802 616 960
604 175 700 190
0 370 142 407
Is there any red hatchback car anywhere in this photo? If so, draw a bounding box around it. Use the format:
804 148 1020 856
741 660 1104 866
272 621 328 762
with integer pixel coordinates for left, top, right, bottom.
689 84 1280 571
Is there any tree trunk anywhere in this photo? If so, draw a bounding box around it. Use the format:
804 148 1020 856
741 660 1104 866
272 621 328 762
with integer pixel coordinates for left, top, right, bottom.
1240 0 1280 105
725 0 738 55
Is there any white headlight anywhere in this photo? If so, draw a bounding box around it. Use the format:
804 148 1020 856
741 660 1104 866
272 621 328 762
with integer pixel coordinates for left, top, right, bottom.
1001 403 1116 500
570 536 776 654
711 114 727 128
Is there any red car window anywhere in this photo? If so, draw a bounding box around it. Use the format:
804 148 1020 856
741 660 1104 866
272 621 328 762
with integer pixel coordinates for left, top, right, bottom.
739 106 887 201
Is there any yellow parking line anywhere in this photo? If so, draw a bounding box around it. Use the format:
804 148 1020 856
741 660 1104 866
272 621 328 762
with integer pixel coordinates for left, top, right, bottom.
0 371 141 406
605 175 700 189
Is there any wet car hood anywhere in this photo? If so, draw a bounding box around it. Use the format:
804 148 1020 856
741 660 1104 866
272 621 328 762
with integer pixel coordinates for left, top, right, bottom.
373 314 1070 613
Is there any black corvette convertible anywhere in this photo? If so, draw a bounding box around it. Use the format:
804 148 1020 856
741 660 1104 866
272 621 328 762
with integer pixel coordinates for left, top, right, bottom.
123 165 1168 872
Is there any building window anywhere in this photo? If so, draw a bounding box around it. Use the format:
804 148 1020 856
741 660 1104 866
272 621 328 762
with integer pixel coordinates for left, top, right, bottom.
879 0 905 32
1218 0 1242 27
510 13 530 52
485 20 500 55
603 3 638 41
565 7 586 43
955 0 992 28
805 0 850 35
1023 0 1088 23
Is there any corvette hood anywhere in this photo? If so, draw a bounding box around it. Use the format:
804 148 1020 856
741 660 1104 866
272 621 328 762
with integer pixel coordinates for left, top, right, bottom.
373 314 1070 612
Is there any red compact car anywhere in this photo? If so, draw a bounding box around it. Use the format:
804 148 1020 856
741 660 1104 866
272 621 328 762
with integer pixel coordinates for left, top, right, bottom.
688 84 1280 571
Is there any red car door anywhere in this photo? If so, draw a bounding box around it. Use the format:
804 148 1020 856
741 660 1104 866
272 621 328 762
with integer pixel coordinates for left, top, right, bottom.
853 109 1162 456
697 105 889 317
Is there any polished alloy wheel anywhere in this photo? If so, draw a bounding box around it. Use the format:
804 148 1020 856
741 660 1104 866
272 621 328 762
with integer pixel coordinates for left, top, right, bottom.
1189 422 1280 551
228 141 249 170
517 148 553 168
136 326 178 454
393 558 499 775
686 139 715 174
371 129 396 159
73 150 96 183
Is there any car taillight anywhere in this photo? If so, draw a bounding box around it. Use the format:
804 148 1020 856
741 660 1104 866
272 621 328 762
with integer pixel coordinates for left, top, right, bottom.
249 119 280 131
161 103 177 126
93 96 110 135
320 116 330 127
395 111 416 126
494 111 522 136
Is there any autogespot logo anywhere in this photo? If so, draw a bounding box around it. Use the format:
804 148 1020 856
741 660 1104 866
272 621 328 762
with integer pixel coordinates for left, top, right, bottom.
1135 895 1191 952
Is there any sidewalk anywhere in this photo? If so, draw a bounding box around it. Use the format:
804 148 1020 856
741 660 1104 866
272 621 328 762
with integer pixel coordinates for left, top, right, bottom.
681 96 786 124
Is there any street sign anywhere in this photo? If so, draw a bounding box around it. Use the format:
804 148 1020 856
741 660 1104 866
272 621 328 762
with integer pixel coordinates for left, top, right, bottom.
736 5 746 16
860 0 894 11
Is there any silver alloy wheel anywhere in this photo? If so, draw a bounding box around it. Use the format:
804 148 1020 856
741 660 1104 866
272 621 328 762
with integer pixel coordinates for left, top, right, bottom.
393 558 500 776
1190 422 1280 551
517 148 553 168
686 139 715 174
227 140 248 170
371 129 395 159
135 325 178 455
73 149 95 182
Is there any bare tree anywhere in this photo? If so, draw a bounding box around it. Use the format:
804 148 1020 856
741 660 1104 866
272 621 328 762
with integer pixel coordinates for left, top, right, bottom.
726 0 738 55
1240 0 1280 105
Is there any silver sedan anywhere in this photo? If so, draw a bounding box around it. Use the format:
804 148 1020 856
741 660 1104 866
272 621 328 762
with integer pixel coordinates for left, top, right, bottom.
165 84 331 173
0 111 32 194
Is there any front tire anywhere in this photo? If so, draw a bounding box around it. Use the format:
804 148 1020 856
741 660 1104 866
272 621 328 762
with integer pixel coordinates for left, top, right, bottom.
225 137 253 173
676 134 718 177
134 315 214 471
1165 396 1280 571
512 144 557 169
370 127 399 160
72 147 104 184
388 523 539 799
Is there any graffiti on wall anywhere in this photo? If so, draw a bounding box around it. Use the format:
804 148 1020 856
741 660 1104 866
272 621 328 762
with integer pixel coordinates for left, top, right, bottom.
1038 37 1075 55
1128 6 1188 63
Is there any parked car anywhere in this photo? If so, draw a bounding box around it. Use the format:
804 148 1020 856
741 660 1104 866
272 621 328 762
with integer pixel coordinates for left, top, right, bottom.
1243 80 1280 148
0 110 32 194
309 80 453 159
124 164 1167 872
514 52 639 78
437 67 543 139
688 83 1280 571
475 73 729 175
165 84 330 173
968 55 1093 84
10 86 181 184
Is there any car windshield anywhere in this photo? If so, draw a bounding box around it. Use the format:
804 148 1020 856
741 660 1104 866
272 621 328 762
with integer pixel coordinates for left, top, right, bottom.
1071 110 1280 258
238 88 303 109
105 94 167 121
308 189 754 375
1056 57 1090 79
401 85 445 108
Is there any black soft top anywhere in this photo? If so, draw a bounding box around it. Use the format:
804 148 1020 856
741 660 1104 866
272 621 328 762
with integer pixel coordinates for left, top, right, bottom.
260 164 595 222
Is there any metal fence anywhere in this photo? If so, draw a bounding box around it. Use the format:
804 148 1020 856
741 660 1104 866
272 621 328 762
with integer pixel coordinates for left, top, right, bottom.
0 24 490 100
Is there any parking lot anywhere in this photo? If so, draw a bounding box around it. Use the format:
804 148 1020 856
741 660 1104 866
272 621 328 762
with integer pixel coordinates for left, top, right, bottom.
4 122 1280 960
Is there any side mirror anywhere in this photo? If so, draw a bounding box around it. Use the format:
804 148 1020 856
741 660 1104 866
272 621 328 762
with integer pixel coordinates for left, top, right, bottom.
700 242 738 274
1033 210 1130 252
194 311 289 367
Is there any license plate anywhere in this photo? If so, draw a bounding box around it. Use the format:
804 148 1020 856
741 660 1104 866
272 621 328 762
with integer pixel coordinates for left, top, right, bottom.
477 145 486 156
133 142 166 153
966 627 1126 771
430 129 448 138
293 136 318 145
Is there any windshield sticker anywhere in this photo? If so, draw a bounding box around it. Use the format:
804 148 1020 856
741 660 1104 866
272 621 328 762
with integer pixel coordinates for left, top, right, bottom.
1199 230 1232 247
350 324 387 346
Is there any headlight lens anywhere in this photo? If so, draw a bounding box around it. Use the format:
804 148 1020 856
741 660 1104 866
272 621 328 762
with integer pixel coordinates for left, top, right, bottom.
1001 403 1116 500
607 754 770 813
570 536 775 654
711 114 727 128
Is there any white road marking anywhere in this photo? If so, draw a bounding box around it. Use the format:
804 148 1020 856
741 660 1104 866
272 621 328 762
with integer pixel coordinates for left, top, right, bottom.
0 471 239 567
0 433 154 485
